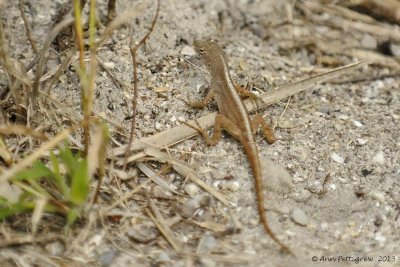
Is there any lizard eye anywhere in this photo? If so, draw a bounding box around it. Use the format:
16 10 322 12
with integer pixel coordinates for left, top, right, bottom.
199 48 205 53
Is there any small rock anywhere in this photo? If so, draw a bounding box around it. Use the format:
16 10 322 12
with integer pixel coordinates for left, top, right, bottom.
180 45 196 56
353 120 363 127
261 159 293 193
227 181 240 192
127 223 158 243
360 34 377 49
184 184 200 197
180 193 210 218
170 116 177 123
197 233 217 253
357 138 368 145
331 153 344 164
103 61 115 69
99 250 118 267
155 121 162 130
290 207 309 226
45 241 65 256
157 251 171 263
374 232 386 246
372 151 385 165
370 191 385 203
293 188 312 202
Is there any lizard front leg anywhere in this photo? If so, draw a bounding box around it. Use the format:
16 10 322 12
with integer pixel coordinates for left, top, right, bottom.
186 89 216 109
251 114 276 144
185 114 243 146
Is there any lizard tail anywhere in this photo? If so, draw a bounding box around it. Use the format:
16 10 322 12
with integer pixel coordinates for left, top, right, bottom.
244 145 295 257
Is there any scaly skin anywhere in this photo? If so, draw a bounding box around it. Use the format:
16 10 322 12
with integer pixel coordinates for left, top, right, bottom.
190 40 293 256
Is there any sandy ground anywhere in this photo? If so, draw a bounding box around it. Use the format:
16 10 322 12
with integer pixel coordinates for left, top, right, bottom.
1 0 400 266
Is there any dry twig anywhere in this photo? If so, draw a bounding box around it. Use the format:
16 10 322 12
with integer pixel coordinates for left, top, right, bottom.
123 0 160 169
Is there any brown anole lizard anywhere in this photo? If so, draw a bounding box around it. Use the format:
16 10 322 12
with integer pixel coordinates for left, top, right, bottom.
187 40 293 255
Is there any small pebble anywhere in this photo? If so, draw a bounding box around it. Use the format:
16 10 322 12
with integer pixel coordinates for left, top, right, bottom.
353 120 363 127
370 191 385 203
180 45 196 56
261 159 293 193
155 121 162 130
184 183 200 197
331 153 344 164
293 188 312 202
103 61 115 69
337 114 349 120
157 251 171 263
374 232 386 246
170 116 177 123
45 241 65 256
290 207 309 226
197 234 217 253
227 181 240 192
373 151 385 165
360 34 377 49
357 138 368 145
99 250 118 267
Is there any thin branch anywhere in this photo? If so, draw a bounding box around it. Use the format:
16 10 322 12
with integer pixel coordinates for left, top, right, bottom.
123 0 160 169
18 0 37 54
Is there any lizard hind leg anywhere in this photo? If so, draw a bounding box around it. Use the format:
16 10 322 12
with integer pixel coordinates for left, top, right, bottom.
251 114 276 144
185 114 243 146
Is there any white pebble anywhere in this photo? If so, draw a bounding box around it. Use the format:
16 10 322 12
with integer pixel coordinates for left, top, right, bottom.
331 153 344 164
370 191 385 203
184 184 200 197
227 181 240 192
357 138 368 145
170 116 177 123
290 207 309 226
180 45 196 56
373 151 385 165
374 232 386 246
103 61 115 69
353 120 363 127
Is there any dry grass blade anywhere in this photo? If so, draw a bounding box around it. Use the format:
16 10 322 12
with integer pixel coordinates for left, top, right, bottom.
146 199 183 252
0 128 71 183
0 125 47 140
0 136 12 166
31 197 47 235
113 60 367 156
18 0 37 54
144 148 233 206
88 123 109 204
94 3 147 49
136 162 184 196
0 232 64 248
32 15 74 97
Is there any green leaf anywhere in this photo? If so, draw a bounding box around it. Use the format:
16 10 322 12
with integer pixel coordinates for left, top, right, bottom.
12 161 53 181
66 207 79 227
59 145 76 179
69 159 89 205
0 200 33 220
50 151 69 196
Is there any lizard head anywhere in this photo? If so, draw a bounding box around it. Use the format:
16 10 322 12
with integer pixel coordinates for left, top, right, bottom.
193 40 227 73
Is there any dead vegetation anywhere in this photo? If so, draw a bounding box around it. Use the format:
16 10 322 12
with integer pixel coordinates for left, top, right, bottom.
0 0 399 266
